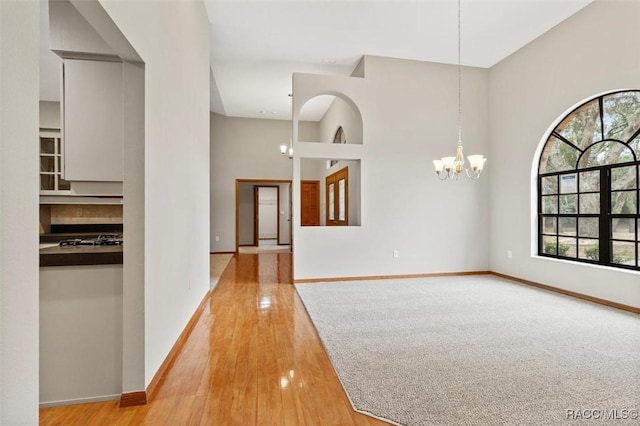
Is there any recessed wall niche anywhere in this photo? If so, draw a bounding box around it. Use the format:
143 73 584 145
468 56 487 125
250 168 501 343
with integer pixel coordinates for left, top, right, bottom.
298 94 363 145
300 158 361 227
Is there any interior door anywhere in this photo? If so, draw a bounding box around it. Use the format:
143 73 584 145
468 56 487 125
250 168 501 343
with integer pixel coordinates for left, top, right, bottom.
325 167 348 226
301 180 320 226
255 186 279 245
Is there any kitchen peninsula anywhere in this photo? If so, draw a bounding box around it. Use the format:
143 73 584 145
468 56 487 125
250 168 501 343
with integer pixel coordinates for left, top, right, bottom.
39 207 124 406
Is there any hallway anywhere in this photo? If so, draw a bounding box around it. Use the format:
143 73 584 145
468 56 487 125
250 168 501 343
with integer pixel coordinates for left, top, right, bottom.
39 253 388 425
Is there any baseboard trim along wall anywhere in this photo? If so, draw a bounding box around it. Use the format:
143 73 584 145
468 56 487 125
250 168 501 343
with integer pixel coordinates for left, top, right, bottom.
296 270 639 315
40 394 120 408
119 391 147 408
294 271 492 284
491 272 640 315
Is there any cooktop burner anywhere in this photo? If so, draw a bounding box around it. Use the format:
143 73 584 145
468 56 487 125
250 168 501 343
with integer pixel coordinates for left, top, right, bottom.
59 234 123 247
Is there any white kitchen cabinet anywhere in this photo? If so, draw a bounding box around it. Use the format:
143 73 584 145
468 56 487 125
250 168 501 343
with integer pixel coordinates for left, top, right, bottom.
40 130 71 195
40 264 123 406
63 59 123 182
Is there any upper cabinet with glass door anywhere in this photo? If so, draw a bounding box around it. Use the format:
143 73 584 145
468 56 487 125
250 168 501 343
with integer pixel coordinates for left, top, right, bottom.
40 130 71 195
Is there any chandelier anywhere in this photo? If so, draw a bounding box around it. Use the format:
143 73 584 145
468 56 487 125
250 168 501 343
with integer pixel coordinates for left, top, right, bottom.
279 94 293 159
433 0 486 180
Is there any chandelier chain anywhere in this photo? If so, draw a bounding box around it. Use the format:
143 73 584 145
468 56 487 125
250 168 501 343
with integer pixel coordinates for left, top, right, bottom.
432 0 486 180
457 0 462 147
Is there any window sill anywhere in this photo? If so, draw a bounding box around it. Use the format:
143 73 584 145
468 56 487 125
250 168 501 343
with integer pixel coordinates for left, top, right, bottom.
531 254 640 275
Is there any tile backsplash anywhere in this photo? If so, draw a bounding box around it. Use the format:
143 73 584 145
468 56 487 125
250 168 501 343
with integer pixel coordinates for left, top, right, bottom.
40 204 123 233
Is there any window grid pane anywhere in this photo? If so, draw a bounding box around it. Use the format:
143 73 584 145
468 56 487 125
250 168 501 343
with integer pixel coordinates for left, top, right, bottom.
558 217 576 236
611 241 635 266
579 170 600 192
559 194 577 214
558 237 577 258
578 217 599 238
612 218 635 241
542 196 558 214
541 176 558 195
611 165 637 190
556 99 601 150
578 239 599 261
579 193 599 214
542 217 557 235
611 191 637 214
542 236 558 255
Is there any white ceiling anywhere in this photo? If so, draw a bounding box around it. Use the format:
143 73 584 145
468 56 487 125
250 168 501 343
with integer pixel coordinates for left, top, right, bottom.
205 0 593 121
39 1 594 121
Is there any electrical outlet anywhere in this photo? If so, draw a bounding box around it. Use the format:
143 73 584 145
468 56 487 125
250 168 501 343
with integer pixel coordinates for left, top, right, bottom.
215 236 220 241
393 250 399 259
507 250 513 259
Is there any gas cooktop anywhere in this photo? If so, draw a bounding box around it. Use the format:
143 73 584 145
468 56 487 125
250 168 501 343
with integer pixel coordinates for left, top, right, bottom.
58 234 123 247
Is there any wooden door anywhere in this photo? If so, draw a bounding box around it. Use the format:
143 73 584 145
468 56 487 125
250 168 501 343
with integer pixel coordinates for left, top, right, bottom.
325 167 348 226
300 180 320 226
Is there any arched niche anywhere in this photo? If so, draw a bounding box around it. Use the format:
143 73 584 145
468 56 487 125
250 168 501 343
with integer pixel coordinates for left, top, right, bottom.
297 92 363 145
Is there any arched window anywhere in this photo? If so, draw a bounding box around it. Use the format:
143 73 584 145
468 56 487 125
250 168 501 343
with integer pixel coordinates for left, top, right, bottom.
538 90 640 270
329 126 346 167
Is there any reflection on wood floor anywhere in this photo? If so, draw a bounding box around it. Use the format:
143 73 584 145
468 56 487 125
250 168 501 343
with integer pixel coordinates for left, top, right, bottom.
39 253 389 425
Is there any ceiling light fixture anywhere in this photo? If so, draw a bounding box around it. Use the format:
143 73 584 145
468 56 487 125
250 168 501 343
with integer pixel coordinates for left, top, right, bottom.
433 0 486 180
279 93 293 159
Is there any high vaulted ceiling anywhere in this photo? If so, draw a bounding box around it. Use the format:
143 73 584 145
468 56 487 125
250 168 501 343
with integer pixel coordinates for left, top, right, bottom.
205 0 593 121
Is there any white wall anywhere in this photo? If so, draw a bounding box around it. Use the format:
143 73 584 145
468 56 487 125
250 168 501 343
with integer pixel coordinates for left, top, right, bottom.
39 0 62 103
210 113 318 251
293 57 490 280
318 96 362 145
0 1 40 423
39 101 61 129
489 0 640 308
50 0 115 57
99 0 211 386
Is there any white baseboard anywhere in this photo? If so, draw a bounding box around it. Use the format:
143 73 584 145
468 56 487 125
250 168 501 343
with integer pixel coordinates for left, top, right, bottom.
39 393 120 408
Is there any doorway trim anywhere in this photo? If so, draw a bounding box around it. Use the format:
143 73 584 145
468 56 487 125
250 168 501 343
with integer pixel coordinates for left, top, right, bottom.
235 178 292 254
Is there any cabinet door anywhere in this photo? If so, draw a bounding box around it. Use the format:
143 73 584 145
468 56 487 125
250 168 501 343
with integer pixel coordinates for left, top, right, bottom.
301 180 320 226
63 59 123 182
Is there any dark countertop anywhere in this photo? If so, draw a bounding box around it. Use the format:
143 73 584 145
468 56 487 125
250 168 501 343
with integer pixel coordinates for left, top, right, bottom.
39 233 123 267
40 244 123 267
40 232 107 243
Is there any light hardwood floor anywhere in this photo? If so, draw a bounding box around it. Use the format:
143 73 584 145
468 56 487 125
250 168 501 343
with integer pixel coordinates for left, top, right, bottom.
40 253 389 425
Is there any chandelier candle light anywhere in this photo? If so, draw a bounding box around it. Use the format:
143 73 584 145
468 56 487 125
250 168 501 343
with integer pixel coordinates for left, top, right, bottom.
433 0 486 180
279 141 293 159
280 94 294 159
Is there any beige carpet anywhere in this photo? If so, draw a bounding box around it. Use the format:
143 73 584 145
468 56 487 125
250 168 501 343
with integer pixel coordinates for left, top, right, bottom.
210 253 233 289
296 275 640 425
